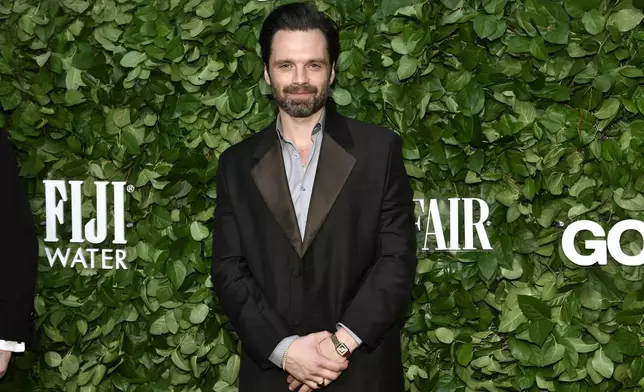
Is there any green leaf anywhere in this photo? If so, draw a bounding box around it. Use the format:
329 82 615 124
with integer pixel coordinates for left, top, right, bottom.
517 295 551 320
35 51 51 67
152 206 172 228
537 338 566 366
507 37 532 53
171 351 191 372
582 10 605 34
440 0 463 10
529 318 554 346
150 316 168 335
631 358 644 384
189 304 210 324
455 81 485 116
606 9 644 32
613 188 644 211
165 36 185 61
390 36 408 55
616 309 644 325
473 14 497 39
397 56 418 80
222 354 240 384
166 311 179 334
112 108 131 128
45 352 62 367
484 0 507 14
613 328 642 356
435 327 455 344
595 97 621 119
580 287 603 310
478 253 497 280
190 221 209 241
567 338 598 353
332 87 352 106
457 343 473 366
508 337 532 362
541 21 569 44
530 37 549 61
64 90 85 106
546 172 564 195
499 307 527 332
592 348 614 378
167 260 187 289
120 51 147 68
381 0 411 16
61 355 80 377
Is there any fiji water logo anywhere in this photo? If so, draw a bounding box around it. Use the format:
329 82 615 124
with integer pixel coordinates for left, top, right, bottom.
43 180 132 270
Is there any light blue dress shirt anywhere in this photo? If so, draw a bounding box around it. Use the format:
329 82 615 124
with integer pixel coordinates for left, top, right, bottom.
267 109 362 369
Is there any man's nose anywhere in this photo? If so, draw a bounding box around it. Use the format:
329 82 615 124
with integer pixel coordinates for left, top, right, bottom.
292 66 308 85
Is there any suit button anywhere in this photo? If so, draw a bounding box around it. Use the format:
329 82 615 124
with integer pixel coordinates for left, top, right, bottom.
292 265 301 277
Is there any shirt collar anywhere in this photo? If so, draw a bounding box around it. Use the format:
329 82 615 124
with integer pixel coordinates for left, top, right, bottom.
276 107 325 145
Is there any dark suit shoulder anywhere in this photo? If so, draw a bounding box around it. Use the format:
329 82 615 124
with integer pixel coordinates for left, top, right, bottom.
340 114 400 149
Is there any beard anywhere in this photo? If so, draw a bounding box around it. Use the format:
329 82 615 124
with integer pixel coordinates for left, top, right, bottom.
272 80 330 118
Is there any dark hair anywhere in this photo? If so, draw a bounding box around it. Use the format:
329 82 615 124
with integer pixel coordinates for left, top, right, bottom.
259 2 340 69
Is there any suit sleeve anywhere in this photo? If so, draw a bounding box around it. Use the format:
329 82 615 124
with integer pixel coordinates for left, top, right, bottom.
339 132 417 348
210 150 296 370
0 129 38 345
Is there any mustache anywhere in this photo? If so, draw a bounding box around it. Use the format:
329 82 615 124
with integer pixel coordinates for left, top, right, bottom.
283 84 318 94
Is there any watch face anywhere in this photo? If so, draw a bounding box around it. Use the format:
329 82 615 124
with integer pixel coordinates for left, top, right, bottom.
337 343 349 356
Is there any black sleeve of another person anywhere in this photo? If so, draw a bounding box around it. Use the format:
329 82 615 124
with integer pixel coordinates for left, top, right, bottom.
0 129 38 346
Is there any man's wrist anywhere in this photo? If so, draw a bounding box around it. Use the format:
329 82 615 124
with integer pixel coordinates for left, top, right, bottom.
281 336 300 370
334 328 359 352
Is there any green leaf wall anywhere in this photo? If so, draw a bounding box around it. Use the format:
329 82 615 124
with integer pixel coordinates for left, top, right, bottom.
2 0 644 391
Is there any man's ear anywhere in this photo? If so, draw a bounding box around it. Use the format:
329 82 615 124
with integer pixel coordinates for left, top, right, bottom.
264 64 271 86
330 63 336 85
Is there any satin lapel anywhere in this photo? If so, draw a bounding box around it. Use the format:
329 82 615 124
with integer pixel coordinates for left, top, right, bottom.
301 122 356 257
250 134 303 257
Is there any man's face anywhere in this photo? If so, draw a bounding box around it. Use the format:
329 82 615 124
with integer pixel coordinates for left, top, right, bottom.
264 29 335 118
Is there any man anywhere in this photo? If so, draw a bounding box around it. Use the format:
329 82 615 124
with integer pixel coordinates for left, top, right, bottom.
210 2 417 391
0 129 38 379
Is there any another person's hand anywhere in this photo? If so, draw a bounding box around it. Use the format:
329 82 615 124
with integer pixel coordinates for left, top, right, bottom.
0 350 12 379
283 331 348 390
287 332 353 391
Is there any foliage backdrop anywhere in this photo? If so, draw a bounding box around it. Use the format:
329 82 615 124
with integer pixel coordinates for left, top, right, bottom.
2 0 644 390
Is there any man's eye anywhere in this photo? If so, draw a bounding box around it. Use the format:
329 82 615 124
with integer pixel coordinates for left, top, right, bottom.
310 63 321 68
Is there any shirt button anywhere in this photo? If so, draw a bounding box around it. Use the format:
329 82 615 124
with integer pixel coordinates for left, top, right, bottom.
301 186 306 191
294 153 299 158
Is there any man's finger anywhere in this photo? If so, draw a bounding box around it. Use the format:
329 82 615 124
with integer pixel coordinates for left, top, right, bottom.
288 378 303 391
286 374 302 391
317 356 348 372
312 368 342 382
312 331 332 340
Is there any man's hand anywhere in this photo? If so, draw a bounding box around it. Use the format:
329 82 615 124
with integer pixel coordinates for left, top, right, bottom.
287 329 359 391
0 350 11 379
283 331 348 390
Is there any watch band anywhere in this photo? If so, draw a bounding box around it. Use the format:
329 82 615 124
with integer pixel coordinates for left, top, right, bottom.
330 333 351 357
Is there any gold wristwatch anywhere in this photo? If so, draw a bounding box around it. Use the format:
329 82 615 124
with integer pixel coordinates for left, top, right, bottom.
330 333 352 358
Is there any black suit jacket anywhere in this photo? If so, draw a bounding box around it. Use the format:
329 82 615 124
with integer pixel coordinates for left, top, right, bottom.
0 129 38 345
210 107 417 391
